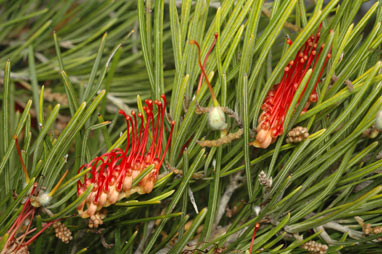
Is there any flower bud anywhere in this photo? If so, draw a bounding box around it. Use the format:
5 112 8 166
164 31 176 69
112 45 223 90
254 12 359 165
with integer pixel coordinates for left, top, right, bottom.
87 203 97 217
37 192 52 207
208 107 227 130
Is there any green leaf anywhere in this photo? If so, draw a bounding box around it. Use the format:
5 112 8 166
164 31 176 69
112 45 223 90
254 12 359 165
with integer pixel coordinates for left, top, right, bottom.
45 184 93 221
169 208 207 254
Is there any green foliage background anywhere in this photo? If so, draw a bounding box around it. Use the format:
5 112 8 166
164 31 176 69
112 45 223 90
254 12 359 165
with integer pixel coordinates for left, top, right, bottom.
1 0 382 253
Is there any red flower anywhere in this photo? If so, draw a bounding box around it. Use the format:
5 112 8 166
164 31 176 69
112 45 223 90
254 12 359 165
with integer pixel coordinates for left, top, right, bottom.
2 136 69 253
251 26 331 148
2 183 56 253
76 95 175 218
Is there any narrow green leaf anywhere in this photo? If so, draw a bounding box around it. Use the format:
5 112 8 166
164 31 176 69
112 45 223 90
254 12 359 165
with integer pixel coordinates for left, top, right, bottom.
82 33 108 102
143 149 205 254
0 100 32 178
169 208 207 254
45 184 93 221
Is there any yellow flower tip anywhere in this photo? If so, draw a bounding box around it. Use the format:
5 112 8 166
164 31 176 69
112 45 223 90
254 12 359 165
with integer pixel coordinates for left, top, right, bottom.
49 169 69 197
249 140 261 148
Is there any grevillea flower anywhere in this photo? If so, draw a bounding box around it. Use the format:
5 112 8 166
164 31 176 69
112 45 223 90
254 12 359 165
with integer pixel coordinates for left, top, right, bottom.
250 26 331 148
2 183 56 254
2 136 69 254
76 95 175 218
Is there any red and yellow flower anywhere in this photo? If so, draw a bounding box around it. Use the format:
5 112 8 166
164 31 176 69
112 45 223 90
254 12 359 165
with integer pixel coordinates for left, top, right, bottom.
76 95 175 218
251 26 331 148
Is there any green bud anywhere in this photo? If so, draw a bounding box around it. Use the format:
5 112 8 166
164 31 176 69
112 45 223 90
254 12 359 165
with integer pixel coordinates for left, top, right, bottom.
208 107 227 130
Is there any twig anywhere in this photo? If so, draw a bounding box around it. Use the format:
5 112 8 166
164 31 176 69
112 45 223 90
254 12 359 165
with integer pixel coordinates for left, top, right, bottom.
166 161 204 179
331 74 354 91
101 233 114 249
188 187 199 214
323 221 363 239
197 129 243 147
195 104 210 114
315 226 336 245
221 107 242 126
0 70 30 81
134 221 155 254
214 173 243 228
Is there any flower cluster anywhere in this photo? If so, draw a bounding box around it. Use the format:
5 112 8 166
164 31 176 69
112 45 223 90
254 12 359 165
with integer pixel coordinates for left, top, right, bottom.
286 126 309 144
356 216 382 241
76 95 175 218
52 221 72 244
301 240 328 254
251 26 331 148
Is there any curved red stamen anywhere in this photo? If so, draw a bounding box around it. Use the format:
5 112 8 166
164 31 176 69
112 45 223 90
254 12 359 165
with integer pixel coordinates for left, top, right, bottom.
137 112 144 146
158 121 175 173
126 116 135 164
249 223 261 254
105 154 115 192
154 101 165 159
92 157 104 184
153 101 162 158
136 108 152 163
149 100 161 156
130 111 138 159
179 136 192 157
119 110 131 152
196 33 218 94
190 38 217 102
161 94 167 109
77 165 87 194
95 161 107 202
